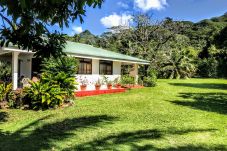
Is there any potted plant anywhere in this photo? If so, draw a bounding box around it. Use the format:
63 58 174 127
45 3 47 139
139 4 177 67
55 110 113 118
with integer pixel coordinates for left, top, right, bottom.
114 77 121 88
79 77 88 91
95 79 102 90
103 76 113 90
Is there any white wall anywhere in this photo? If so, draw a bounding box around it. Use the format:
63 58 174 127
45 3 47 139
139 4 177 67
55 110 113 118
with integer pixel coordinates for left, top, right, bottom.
76 59 121 90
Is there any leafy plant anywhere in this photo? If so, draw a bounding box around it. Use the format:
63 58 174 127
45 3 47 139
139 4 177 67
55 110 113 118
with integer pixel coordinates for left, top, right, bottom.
41 56 79 77
0 61 11 82
42 72 77 100
0 82 12 102
41 56 78 100
120 75 135 85
197 58 218 78
102 76 113 85
24 81 66 110
95 79 102 86
143 69 157 87
78 76 89 86
7 89 24 109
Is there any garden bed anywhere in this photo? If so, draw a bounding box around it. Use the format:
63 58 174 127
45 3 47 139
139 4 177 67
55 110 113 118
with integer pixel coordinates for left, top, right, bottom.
75 88 126 97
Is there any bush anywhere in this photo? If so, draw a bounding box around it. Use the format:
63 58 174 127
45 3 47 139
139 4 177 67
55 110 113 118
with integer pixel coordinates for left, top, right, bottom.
120 75 135 85
23 56 78 110
41 56 78 100
7 89 24 109
24 81 66 110
143 69 157 87
41 56 78 77
0 83 12 102
0 61 11 82
197 58 218 78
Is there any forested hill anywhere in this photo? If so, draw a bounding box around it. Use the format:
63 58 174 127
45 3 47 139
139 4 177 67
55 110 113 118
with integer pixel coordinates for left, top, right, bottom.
66 13 227 79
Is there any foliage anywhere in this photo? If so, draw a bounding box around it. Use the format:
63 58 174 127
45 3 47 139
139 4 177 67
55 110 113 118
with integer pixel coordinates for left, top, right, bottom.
65 13 227 79
41 56 79 77
95 79 102 86
197 58 218 78
41 72 77 101
160 36 197 79
0 0 103 58
24 81 66 110
7 89 24 109
41 56 78 100
0 82 12 102
77 76 89 86
120 75 135 85
0 61 11 82
143 69 157 87
102 76 113 85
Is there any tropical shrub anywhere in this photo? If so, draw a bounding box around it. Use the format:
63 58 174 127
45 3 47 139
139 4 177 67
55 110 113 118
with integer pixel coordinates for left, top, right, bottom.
0 83 12 102
42 72 77 101
0 61 11 82
41 56 78 77
143 69 157 87
24 81 66 110
41 56 78 100
7 89 24 109
120 75 135 85
197 58 218 78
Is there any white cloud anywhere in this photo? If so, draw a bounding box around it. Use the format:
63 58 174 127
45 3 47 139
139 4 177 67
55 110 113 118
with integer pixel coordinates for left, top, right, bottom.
72 26 83 34
100 13 133 28
134 0 167 11
117 2 129 9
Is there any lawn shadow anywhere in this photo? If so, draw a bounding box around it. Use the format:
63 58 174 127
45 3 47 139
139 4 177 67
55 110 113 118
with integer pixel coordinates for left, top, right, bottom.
0 114 116 151
0 111 8 123
63 128 217 151
170 92 227 114
169 83 227 90
133 144 227 151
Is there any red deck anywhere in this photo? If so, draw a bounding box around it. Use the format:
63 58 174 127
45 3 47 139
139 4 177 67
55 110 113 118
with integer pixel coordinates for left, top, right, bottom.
75 88 126 97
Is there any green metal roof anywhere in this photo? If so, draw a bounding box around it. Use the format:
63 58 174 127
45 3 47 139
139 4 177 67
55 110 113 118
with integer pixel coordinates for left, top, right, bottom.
64 41 149 64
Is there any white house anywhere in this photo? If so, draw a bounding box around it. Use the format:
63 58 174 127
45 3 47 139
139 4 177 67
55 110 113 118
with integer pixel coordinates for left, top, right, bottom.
0 41 149 90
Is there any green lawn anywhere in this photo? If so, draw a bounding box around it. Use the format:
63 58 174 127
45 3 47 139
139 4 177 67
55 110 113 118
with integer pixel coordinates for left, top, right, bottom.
0 79 227 151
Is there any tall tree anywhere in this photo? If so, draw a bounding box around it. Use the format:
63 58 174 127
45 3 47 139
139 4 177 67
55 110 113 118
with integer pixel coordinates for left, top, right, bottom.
0 0 103 58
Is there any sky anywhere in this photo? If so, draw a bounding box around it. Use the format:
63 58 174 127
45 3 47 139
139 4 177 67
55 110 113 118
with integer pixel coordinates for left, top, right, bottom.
3 0 227 36
59 0 227 35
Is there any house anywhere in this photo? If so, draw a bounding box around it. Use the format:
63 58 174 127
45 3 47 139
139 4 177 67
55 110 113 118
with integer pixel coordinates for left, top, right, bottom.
0 41 149 90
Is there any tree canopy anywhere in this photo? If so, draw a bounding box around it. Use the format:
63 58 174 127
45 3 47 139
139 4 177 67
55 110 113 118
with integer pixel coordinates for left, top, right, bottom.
67 13 227 79
0 0 103 58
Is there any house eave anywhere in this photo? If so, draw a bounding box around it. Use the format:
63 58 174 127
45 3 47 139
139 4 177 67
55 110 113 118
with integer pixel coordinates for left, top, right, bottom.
67 53 150 65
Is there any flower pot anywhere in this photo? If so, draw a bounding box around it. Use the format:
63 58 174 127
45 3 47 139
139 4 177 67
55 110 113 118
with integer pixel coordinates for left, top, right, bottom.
115 84 121 88
80 85 87 91
95 85 101 90
107 84 112 90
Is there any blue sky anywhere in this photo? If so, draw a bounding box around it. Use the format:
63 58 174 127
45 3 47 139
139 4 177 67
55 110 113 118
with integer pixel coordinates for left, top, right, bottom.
2 0 226 36
57 0 226 36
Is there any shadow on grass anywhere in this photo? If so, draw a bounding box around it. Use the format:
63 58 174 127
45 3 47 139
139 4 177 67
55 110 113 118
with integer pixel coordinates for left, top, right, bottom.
0 111 8 123
171 93 227 114
63 128 217 151
133 144 227 151
0 114 116 151
169 83 227 90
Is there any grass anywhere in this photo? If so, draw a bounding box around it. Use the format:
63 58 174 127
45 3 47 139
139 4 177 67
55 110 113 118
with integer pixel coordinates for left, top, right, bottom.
0 78 227 151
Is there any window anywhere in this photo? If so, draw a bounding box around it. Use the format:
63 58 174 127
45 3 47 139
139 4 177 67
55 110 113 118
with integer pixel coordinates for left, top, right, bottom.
78 58 92 74
99 60 113 75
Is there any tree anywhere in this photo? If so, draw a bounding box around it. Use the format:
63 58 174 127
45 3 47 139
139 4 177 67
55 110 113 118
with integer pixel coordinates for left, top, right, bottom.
160 35 197 79
0 0 103 59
